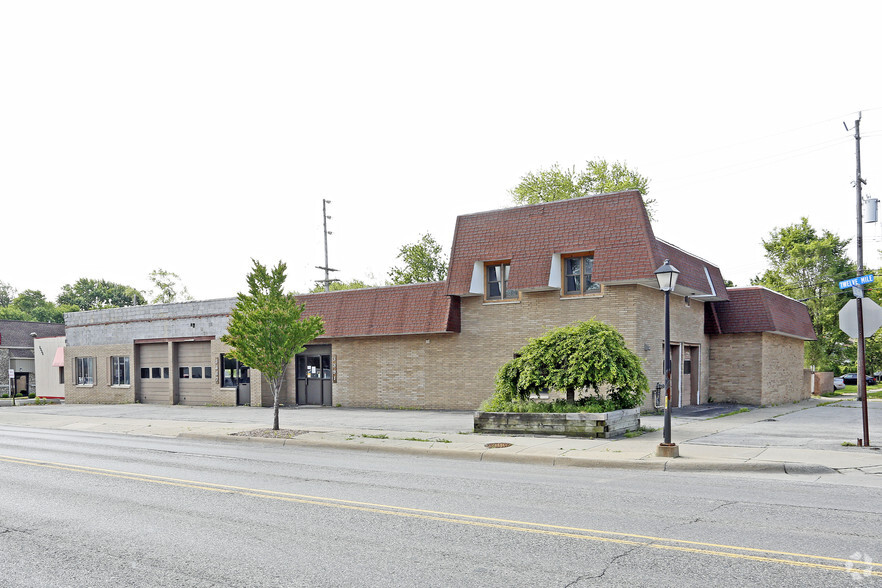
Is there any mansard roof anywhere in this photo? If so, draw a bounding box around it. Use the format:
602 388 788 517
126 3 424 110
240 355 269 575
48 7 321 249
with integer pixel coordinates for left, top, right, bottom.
446 191 728 300
299 282 460 338
706 287 816 340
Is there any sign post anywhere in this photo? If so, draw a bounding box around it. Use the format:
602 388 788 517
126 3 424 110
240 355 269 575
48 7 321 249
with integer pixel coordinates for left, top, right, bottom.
839 274 877 446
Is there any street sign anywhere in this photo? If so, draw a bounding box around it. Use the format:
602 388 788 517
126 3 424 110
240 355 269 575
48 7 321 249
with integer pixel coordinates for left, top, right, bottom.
839 298 882 339
839 274 874 289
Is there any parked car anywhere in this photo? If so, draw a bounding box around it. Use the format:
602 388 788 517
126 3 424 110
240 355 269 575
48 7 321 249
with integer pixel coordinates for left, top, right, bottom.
833 376 845 390
840 373 877 386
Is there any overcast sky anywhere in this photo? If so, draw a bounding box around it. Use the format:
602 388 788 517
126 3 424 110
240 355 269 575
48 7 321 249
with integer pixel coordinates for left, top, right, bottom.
2 1 880 302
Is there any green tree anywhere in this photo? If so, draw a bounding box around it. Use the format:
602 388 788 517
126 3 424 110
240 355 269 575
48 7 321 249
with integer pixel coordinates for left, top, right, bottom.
221 260 325 430
0 289 77 323
148 269 193 304
0 281 15 307
491 320 648 407
510 159 654 218
751 217 855 369
309 278 375 293
57 278 146 310
388 233 448 285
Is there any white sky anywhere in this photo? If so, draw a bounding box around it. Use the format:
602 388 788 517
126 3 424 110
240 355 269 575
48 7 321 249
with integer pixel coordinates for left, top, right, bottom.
2 1 881 301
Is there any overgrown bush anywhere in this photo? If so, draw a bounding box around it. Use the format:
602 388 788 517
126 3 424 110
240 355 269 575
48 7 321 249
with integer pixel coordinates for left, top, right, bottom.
482 320 648 412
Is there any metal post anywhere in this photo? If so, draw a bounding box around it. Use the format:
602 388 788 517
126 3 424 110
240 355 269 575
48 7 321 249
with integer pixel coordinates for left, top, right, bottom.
664 288 672 445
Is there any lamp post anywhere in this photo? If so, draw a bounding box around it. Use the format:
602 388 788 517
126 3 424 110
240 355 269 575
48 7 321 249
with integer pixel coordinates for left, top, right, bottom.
655 259 680 458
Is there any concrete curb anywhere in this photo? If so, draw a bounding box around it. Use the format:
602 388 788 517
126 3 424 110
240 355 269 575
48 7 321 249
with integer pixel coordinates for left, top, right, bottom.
177 432 837 475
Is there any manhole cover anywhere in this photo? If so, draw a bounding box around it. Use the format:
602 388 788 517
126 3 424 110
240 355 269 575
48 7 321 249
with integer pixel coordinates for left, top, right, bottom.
485 442 513 449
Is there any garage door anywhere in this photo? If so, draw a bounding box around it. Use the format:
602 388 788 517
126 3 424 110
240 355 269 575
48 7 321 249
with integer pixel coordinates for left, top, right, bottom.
177 342 212 405
138 343 170 404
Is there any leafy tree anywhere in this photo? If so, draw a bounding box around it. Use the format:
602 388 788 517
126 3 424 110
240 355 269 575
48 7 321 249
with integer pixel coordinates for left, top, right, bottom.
57 278 146 310
510 159 654 218
751 217 855 369
491 320 648 408
148 269 193 304
723 279 736 288
0 281 15 307
309 278 374 294
0 289 77 323
221 260 325 430
388 233 448 285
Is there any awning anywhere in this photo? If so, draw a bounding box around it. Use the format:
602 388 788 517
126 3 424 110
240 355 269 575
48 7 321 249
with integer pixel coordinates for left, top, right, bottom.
52 347 64 368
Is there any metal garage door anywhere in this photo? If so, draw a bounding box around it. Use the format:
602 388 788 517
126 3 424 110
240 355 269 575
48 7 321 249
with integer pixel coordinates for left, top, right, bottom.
177 342 212 406
137 343 170 404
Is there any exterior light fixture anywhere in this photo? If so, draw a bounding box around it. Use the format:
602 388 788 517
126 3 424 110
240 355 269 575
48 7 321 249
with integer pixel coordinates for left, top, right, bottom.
655 258 680 458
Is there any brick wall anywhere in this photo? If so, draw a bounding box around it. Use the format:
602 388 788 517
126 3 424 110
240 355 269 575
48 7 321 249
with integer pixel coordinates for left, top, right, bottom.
761 332 810 404
65 343 136 404
323 284 709 410
707 332 808 405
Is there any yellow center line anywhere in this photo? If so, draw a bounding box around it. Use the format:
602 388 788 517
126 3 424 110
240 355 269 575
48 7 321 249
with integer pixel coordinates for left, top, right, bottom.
2 454 878 577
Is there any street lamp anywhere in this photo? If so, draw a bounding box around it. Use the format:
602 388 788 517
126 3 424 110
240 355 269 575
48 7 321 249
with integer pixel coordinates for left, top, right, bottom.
655 259 680 458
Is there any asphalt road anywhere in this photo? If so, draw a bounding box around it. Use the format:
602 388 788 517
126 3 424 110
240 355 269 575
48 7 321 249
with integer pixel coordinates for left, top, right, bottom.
2 426 881 587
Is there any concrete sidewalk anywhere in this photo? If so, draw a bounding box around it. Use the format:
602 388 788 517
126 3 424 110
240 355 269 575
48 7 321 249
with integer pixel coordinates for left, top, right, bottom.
1 397 881 476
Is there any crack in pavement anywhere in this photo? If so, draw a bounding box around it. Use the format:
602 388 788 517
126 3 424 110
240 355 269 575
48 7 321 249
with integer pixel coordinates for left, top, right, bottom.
565 543 642 585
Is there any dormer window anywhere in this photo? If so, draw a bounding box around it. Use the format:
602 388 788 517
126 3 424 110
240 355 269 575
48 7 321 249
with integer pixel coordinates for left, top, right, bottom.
486 262 518 301
563 254 601 296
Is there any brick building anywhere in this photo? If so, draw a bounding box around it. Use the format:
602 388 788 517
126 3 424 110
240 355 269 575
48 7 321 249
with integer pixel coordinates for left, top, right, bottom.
1 320 66 397
60 191 815 409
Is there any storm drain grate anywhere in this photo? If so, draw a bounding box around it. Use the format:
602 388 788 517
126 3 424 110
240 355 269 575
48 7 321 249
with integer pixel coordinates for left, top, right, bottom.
484 442 513 449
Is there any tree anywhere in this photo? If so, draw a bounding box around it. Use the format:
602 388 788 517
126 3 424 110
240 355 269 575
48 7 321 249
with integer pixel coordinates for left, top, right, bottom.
148 269 193 304
492 320 648 407
388 233 448 285
751 217 855 369
0 289 77 323
57 278 145 310
510 159 654 218
221 260 325 430
309 278 374 294
0 281 15 307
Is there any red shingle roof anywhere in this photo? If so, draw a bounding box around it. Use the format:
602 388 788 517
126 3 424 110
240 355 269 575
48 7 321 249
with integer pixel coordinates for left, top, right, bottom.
298 282 460 338
706 287 815 340
446 191 727 299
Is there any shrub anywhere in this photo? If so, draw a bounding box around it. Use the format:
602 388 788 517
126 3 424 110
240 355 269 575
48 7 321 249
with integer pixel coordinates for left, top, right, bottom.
484 320 648 412
28 392 36 399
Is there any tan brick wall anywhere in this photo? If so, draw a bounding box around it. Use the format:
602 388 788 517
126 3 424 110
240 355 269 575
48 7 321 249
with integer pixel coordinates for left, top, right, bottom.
707 333 763 404
708 332 808 405
324 285 709 410
761 332 810 404
65 344 136 404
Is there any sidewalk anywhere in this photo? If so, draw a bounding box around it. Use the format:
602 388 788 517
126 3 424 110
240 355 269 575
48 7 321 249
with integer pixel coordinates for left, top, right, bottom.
1 397 881 476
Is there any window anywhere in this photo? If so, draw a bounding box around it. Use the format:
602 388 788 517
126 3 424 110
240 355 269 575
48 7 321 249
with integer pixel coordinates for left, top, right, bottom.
163 367 169 379
191 366 203 379
152 367 162 379
111 356 130 386
485 262 518 301
179 367 190 379
140 367 150 379
75 357 94 386
204 366 212 379
562 254 601 296
59 367 65 385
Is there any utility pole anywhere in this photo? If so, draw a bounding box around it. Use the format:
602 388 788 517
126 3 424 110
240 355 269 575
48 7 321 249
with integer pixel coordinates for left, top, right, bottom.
315 199 339 292
847 112 871 446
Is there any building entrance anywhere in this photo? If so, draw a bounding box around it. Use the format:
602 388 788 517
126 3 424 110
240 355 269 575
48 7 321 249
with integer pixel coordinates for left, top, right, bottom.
295 345 332 406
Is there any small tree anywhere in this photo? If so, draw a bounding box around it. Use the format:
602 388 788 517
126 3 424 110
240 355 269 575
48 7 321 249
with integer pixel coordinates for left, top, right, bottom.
148 268 193 304
493 320 648 409
221 260 324 430
388 233 448 284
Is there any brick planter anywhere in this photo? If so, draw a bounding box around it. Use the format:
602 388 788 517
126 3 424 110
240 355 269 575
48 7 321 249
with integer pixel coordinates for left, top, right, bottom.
473 408 640 439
